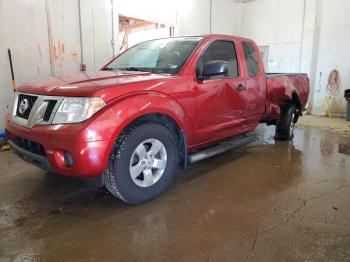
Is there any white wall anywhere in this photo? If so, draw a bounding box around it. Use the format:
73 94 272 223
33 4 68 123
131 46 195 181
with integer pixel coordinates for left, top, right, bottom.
0 0 51 130
7 0 349 130
80 0 117 71
311 0 350 116
240 0 305 73
177 0 211 35
0 0 241 130
118 0 177 25
212 0 242 35
177 0 242 36
0 0 118 130
239 0 349 117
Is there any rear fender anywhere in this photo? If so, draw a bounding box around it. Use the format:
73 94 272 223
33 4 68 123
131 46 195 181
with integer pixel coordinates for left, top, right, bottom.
266 77 303 121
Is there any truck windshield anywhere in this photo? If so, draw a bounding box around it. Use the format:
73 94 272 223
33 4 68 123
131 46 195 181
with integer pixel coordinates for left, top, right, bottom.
104 37 203 75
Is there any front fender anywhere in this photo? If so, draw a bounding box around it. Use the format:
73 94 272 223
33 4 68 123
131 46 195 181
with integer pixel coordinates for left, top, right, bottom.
77 92 190 164
106 92 190 140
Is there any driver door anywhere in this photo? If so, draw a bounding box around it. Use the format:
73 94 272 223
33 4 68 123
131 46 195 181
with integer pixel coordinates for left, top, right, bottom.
192 40 247 145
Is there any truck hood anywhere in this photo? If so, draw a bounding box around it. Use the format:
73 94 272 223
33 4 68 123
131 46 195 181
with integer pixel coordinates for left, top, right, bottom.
17 71 172 99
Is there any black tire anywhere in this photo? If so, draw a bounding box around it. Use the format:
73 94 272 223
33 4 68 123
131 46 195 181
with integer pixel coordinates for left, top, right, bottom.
104 122 178 204
275 104 297 141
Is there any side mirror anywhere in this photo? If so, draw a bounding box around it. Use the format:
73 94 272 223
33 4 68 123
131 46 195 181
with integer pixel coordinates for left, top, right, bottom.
199 60 228 80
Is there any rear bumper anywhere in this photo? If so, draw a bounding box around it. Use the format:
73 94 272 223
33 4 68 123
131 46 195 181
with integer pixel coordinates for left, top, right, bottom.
6 121 112 178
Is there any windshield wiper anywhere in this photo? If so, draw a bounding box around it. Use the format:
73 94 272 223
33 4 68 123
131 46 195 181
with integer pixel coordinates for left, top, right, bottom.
102 67 115 71
118 67 151 72
103 66 172 74
149 68 173 74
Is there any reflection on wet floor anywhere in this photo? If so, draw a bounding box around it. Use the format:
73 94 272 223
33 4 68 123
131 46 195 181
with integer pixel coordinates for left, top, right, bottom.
0 125 349 262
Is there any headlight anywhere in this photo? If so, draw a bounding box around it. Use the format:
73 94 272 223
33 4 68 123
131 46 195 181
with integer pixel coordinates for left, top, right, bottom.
53 97 106 124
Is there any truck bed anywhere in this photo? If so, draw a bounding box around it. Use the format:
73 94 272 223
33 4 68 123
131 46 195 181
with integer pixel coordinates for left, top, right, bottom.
266 73 308 78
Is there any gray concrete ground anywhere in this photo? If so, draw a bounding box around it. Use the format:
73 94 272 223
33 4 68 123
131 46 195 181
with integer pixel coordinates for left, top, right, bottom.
297 115 350 136
0 120 350 262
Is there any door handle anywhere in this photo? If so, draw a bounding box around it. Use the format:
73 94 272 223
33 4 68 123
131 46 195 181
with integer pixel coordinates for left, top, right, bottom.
236 84 246 91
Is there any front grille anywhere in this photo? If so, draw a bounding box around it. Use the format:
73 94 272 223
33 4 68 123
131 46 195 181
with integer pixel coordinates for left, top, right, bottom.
12 136 46 156
16 94 38 120
43 100 57 121
12 92 64 128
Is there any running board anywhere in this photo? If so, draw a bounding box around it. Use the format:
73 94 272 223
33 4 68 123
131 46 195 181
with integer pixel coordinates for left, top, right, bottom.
187 135 258 164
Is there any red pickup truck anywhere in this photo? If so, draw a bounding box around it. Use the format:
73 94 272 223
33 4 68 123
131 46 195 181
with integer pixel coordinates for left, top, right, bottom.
5 35 309 204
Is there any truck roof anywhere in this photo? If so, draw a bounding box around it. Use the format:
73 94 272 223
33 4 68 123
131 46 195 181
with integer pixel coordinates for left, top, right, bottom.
141 34 255 44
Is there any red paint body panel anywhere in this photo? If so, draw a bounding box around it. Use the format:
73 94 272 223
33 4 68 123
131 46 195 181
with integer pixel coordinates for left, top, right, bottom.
6 120 112 177
6 35 309 178
266 74 309 120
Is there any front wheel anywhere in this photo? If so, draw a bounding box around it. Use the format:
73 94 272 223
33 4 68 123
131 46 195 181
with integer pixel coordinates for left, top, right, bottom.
104 122 178 204
275 104 297 141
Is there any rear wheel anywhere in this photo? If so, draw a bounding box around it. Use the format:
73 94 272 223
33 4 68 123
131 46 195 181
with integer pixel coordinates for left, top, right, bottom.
275 104 297 141
104 122 178 204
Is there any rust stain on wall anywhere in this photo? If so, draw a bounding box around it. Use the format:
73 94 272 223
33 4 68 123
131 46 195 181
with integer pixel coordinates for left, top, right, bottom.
53 46 59 60
58 41 61 56
50 41 66 73
70 51 78 61
52 41 65 61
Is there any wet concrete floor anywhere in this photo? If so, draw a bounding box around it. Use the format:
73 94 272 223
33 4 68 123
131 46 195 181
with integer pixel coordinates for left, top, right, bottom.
0 125 350 262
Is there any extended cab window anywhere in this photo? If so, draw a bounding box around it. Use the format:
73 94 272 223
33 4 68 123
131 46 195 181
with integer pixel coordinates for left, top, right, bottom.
242 42 260 77
197 40 239 79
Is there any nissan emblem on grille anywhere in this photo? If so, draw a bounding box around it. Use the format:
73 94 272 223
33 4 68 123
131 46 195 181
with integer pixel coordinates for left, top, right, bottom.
18 99 29 115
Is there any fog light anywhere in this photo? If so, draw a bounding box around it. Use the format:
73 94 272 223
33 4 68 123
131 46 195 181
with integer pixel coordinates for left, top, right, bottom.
64 152 74 167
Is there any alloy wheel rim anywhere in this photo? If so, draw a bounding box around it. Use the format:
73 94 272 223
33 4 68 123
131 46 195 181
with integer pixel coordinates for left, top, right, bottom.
129 139 167 187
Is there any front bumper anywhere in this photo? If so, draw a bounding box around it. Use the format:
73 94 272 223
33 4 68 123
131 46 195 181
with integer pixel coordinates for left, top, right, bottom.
6 121 112 178
8 140 53 172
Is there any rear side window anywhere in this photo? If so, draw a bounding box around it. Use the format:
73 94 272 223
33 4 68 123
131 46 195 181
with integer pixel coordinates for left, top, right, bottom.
242 42 260 77
197 40 239 79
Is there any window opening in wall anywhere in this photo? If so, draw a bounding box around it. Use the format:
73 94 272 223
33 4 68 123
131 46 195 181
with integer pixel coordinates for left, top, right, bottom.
119 15 173 53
